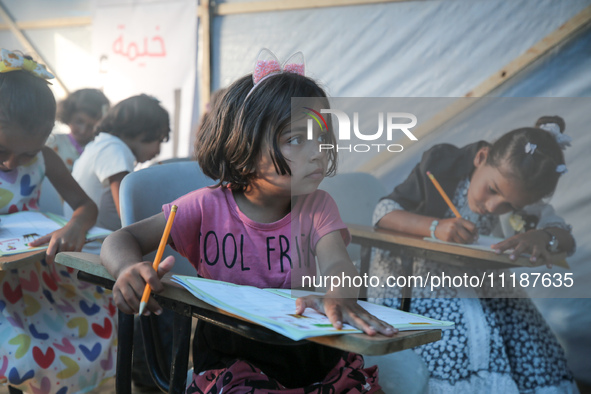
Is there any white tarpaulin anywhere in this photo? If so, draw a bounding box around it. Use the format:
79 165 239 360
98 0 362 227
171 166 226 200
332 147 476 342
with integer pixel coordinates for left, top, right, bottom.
1 0 589 385
92 0 196 158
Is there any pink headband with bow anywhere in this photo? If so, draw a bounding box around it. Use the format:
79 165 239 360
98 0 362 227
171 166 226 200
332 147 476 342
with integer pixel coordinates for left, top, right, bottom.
246 48 305 98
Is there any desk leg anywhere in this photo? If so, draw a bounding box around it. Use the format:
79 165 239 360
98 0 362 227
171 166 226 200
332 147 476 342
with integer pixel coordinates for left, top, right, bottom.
400 254 413 312
140 314 171 392
359 245 372 301
117 311 134 394
169 306 192 394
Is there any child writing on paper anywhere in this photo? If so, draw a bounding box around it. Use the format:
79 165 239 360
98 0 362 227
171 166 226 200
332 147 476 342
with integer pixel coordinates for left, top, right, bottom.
101 49 395 393
0 49 116 393
67 94 170 231
369 116 577 392
46 88 110 171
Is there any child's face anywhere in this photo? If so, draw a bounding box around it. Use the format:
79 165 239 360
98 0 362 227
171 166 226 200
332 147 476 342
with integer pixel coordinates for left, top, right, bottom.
126 136 162 163
468 148 538 215
255 122 329 197
0 127 47 171
69 111 100 146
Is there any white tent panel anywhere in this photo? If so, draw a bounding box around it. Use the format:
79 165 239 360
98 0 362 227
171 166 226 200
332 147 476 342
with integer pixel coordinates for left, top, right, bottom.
1 0 590 385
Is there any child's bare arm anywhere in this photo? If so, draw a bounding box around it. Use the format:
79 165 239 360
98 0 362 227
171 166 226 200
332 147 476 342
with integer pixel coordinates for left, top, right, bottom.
108 171 129 217
101 212 174 315
377 209 478 244
29 147 98 259
296 231 396 337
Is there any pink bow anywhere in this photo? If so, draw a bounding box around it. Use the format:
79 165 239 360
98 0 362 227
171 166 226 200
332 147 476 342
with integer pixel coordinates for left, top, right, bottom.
252 48 305 85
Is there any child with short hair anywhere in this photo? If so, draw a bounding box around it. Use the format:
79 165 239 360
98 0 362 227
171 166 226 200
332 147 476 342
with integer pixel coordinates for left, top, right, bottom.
68 94 170 231
46 88 110 171
369 116 577 392
0 49 116 393
101 49 395 393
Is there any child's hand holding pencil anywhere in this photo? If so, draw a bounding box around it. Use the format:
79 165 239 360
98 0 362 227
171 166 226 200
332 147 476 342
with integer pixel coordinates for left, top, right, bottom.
139 205 178 315
104 208 178 316
426 171 478 244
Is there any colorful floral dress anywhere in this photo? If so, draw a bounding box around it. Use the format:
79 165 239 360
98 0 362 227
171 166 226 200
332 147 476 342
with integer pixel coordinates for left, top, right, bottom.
369 177 577 393
46 131 83 172
0 152 117 394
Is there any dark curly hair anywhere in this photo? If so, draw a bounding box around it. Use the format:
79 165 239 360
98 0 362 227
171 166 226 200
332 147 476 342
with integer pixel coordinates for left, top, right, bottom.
195 73 337 191
57 88 110 124
95 94 169 143
0 68 56 137
486 115 567 199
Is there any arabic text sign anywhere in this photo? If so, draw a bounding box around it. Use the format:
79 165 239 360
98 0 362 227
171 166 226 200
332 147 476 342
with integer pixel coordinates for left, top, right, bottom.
93 1 193 94
111 24 167 64
92 0 197 157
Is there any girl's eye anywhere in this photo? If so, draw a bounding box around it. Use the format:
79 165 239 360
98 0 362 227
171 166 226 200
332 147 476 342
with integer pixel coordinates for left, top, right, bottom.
288 135 304 145
488 186 497 195
318 133 329 143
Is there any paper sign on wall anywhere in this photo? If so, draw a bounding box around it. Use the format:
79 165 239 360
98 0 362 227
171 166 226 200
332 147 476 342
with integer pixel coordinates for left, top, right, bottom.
92 0 197 159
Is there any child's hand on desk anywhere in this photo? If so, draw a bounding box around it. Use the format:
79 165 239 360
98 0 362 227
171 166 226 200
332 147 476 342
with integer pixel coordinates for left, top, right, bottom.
29 222 87 262
295 295 397 337
435 218 478 244
113 255 176 315
492 230 553 268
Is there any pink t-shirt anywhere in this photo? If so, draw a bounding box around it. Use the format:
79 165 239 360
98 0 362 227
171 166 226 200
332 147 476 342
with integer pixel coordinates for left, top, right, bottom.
163 187 350 289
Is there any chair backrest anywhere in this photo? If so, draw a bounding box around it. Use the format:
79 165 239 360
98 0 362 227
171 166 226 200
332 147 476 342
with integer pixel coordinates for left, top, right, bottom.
119 161 215 275
319 172 386 263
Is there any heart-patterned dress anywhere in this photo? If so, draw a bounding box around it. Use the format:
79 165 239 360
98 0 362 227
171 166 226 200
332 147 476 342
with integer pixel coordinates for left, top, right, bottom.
0 152 117 394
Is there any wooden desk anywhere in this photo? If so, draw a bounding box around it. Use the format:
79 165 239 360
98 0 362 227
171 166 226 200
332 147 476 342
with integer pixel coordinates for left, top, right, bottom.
0 250 46 270
349 223 568 270
348 223 568 303
55 251 442 393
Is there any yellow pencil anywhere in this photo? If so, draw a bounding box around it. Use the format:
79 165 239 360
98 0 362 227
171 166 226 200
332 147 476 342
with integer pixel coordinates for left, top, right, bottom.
138 205 178 315
426 171 462 219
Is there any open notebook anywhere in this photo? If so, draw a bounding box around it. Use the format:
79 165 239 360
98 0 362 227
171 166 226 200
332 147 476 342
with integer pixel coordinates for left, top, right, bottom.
423 234 569 268
0 211 111 256
172 275 454 341
424 234 504 252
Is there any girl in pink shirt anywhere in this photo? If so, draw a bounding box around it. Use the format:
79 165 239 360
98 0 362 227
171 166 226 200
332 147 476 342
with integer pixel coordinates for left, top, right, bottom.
101 49 395 393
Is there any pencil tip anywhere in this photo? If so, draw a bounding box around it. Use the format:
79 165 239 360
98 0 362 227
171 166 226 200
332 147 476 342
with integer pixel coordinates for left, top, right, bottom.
139 302 146 315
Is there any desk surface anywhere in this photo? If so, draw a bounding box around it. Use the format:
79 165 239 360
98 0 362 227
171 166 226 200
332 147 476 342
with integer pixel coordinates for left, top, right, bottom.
0 249 46 270
55 251 441 356
348 223 569 269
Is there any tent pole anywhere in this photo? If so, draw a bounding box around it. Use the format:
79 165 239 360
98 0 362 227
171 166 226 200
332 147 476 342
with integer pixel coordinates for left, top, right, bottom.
0 16 91 31
214 0 409 15
0 0 69 95
199 0 212 113
358 4 591 174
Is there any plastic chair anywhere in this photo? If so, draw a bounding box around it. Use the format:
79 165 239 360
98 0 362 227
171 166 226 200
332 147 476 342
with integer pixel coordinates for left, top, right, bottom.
120 160 215 276
320 172 430 394
118 161 215 393
320 172 386 264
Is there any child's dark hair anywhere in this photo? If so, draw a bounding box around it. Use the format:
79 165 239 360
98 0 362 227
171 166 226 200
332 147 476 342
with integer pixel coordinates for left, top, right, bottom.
195 73 337 191
57 88 110 124
0 69 56 137
95 94 169 143
486 115 567 199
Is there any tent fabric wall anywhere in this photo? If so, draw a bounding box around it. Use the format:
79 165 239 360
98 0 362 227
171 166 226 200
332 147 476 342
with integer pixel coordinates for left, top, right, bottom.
211 1 591 383
1 0 590 384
